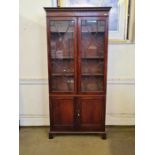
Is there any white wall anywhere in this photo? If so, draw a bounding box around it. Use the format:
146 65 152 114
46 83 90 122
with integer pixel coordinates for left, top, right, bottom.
19 0 135 126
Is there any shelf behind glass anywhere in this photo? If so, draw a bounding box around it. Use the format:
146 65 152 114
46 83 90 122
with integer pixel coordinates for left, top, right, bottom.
81 73 104 76
51 76 74 92
81 76 103 92
51 57 74 60
52 73 74 76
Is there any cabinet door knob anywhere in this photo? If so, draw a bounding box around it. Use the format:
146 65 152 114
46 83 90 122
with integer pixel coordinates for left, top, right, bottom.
77 113 80 117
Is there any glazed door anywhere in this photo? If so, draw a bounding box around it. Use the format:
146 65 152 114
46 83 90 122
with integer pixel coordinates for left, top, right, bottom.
78 17 107 93
48 18 77 93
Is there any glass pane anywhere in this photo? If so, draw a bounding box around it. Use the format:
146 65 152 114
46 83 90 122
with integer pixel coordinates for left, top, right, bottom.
80 19 105 92
50 20 75 92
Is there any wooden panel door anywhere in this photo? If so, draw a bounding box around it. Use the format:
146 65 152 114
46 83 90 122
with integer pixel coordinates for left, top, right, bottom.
79 96 105 131
50 96 75 130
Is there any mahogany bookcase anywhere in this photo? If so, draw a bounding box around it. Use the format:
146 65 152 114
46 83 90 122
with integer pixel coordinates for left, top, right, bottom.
44 7 111 139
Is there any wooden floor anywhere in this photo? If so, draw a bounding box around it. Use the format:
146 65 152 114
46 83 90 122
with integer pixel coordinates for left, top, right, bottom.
19 126 135 155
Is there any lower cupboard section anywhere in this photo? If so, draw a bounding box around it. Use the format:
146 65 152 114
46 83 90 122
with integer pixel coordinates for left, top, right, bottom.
50 96 75 130
49 95 106 132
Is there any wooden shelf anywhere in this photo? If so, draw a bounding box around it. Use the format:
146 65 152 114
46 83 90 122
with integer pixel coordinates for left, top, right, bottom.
52 57 103 60
81 57 104 59
50 31 74 33
52 73 74 76
51 57 74 60
81 31 105 33
82 73 104 76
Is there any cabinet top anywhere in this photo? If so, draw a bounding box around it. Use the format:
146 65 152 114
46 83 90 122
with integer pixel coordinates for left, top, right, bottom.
44 7 111 12
44 7 111 17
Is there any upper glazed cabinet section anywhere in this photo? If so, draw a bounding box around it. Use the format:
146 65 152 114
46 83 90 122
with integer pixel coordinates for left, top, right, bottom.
45 8 111 94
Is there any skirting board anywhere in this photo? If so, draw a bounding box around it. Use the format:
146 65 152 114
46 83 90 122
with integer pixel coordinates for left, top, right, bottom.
19 113 135 126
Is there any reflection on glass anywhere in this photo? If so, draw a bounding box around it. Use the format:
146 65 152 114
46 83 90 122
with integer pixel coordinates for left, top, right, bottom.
81 77 103 92
67 0 118 31
50 20 75 92
81 20 105 92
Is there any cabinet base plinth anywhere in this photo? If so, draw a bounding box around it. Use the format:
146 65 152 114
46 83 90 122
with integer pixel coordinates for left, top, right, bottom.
48 133 53 139
101 133 106 139
49 131 106 139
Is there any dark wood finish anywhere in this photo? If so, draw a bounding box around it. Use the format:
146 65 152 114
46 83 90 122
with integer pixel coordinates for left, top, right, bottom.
48 133 53 139
102 133 107 139
50 96 75 130
44 7 111 17
44 7 111 139
79 96 105 131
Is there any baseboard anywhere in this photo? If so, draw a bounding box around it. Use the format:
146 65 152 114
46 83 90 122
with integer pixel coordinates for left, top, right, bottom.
19 113 135 126
106 113 135 125
19 115 49 126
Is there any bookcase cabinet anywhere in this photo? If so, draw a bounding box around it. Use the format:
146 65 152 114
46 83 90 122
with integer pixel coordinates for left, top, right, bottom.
44 7 111 139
